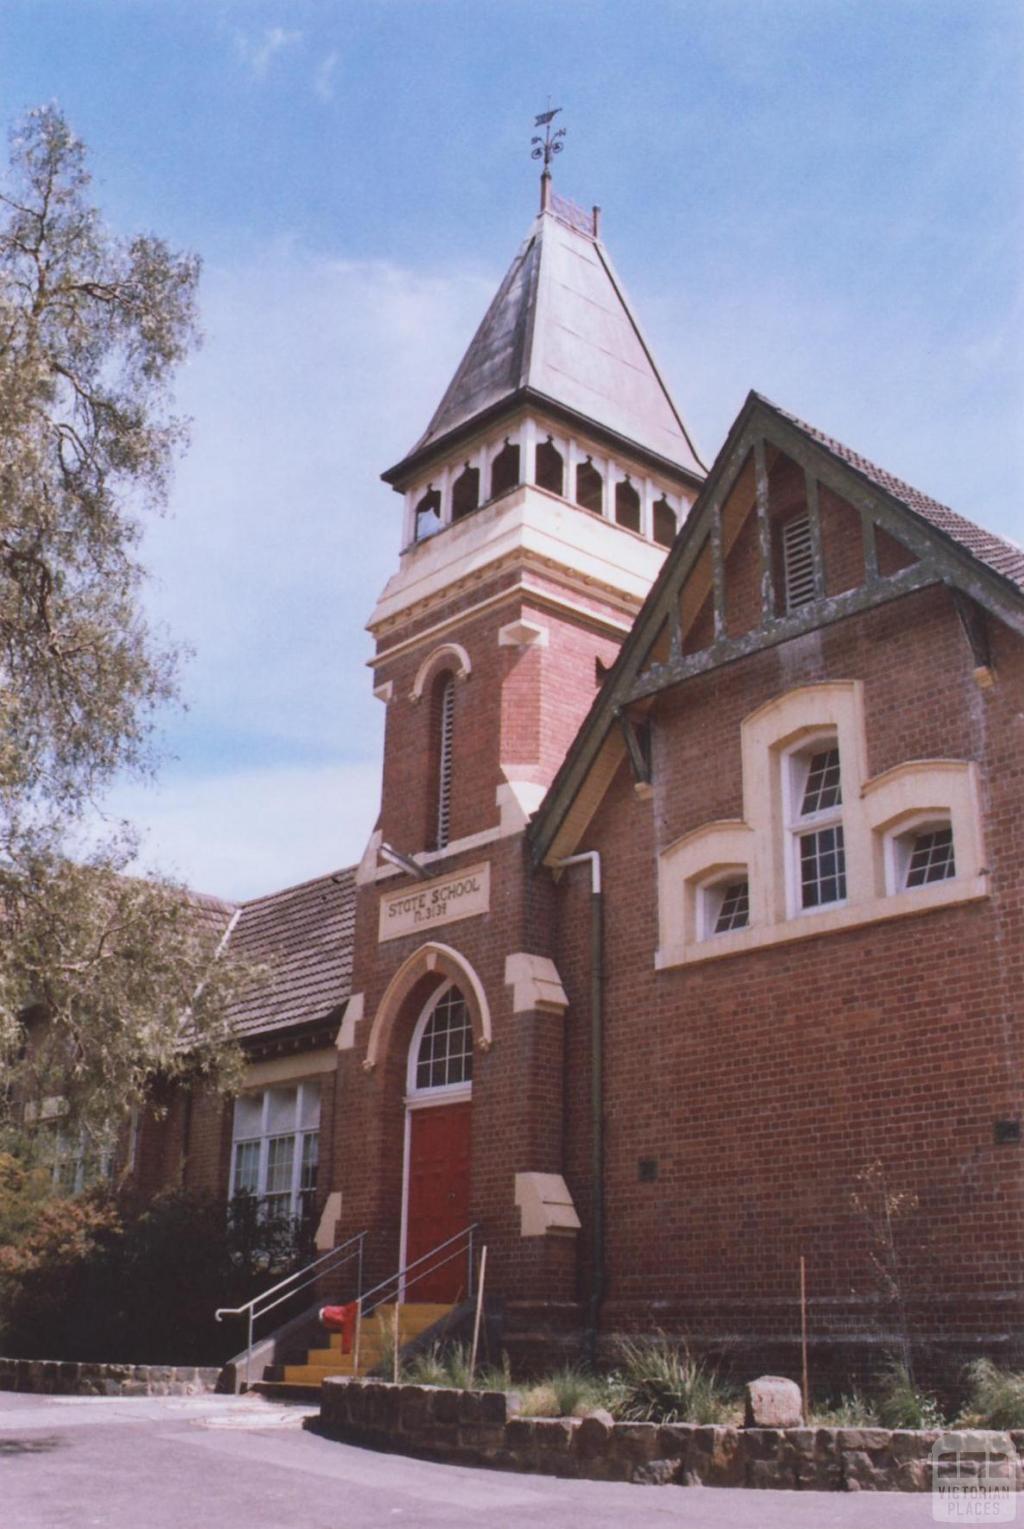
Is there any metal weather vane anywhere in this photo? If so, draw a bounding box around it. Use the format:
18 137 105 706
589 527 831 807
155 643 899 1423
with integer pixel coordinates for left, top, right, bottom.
531 105 566 174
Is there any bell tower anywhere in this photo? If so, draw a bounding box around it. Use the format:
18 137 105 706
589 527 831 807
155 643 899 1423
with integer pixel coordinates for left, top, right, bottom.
334 153 708 1315
362 182 706 872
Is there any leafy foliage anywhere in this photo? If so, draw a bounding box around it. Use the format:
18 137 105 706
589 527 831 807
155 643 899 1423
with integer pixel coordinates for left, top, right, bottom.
874 1358 945 1429
0 104 248 1134
0 1176 309 1365
959 1359 1024 1430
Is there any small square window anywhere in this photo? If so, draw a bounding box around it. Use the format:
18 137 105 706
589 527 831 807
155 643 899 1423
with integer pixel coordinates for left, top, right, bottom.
713 880 750 934
905 825 955 886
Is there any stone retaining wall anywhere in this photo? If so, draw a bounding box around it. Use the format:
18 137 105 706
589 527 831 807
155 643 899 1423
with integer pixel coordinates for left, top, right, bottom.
319 1377 1024 1492
0 1357 223 1396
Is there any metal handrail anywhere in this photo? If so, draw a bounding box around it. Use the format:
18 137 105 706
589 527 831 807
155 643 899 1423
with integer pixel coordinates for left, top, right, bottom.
360 1222 479 1321
216 1228 367 1389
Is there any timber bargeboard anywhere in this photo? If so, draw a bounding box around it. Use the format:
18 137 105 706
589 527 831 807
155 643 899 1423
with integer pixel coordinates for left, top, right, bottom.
529 390 1024 868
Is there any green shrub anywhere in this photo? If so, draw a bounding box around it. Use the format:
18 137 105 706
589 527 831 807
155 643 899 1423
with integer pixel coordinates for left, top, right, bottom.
0 1182 310 1365
959 1359 1024 1430
613 1334 738 1424
875 1359 944 1429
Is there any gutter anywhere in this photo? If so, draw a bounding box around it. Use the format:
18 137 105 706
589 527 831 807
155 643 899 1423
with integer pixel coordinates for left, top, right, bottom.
555 851 604 1367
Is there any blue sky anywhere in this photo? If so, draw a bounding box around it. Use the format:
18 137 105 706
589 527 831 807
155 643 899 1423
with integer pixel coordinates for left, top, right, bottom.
3 1 1021 898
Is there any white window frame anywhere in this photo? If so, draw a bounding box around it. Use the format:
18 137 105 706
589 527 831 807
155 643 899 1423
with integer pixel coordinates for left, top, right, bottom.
884 812 956 896
228 1081 321 1221
696 868 751 941
784 733 847 916
405 979 474 1105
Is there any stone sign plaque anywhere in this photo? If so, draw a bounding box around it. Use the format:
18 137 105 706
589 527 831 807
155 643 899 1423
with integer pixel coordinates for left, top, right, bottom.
378 862 490 942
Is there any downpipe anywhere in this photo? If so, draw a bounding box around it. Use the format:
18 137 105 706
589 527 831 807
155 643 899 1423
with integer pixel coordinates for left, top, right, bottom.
556 851 603 1370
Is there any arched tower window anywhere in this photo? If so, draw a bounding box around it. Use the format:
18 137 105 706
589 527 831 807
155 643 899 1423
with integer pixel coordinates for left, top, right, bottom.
430 672 456 850
575 457 603 514
408 983 474 1095
535 438 564 496
414 487 442 541
615 478 641 532
490 440 520 499
653 496 676 548
451 464 479 521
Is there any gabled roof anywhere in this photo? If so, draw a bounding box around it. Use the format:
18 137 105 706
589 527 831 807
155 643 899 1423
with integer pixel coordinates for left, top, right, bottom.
769 398 1024 592
384 201 706 484
222 866 356 1043
529 390 1024 867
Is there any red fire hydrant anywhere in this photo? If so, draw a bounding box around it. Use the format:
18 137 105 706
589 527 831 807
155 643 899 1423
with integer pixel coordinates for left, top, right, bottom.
319 1301 358 1354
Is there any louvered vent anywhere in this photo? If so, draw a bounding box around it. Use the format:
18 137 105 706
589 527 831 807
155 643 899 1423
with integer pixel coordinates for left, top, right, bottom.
436 676 455 849
782 514 816 611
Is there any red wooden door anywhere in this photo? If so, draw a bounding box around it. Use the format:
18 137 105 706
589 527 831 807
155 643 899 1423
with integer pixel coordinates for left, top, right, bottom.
405 1103 471 1303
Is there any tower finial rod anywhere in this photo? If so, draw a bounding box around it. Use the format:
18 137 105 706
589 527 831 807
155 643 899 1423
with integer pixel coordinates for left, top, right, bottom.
531 103 565 212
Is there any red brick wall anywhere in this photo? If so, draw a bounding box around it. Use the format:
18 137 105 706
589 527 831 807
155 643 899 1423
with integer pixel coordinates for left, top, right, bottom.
554 583 1024 1361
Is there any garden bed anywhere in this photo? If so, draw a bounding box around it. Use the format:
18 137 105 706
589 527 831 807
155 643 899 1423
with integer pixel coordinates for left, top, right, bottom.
318 1375 1024 1492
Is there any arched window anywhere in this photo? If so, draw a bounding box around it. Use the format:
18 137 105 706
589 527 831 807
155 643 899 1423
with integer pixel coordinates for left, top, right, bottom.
414 487 442 541
490 440 520 499
615 478 641 532
431 672 456 850
535 438 564 496
575 457 603 514
408 983 474 1095
451 464 479 521
653 496 676 548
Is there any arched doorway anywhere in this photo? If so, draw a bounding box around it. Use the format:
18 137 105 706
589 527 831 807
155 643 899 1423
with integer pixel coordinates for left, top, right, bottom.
401 981 473 1303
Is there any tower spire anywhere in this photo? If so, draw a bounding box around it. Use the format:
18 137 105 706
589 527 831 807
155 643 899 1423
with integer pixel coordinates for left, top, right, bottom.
531 104 565 213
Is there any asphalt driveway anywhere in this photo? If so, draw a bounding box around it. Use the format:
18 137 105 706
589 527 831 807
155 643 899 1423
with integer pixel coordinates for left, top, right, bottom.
0 1391 945 1527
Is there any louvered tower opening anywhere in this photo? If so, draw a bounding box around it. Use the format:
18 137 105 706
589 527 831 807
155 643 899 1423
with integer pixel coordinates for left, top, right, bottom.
436 674 455 850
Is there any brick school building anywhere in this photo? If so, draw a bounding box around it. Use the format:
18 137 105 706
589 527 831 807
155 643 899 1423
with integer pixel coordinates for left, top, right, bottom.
130 180 1023 1380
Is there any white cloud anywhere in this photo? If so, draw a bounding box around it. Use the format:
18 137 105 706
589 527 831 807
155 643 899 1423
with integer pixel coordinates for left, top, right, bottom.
103 762 382 902
235 26 302 81
100 241 494 897
314 50 339 102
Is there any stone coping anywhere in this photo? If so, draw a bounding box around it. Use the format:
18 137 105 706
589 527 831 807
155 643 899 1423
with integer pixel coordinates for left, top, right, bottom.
0 1357 224 1397
319 1376 1024 1492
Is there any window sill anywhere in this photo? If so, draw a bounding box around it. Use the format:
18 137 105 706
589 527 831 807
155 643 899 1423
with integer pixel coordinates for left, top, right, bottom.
655 873 988 969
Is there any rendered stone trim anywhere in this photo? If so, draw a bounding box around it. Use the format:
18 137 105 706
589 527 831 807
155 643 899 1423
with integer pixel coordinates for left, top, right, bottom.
409 641 472 702
315 1191 343 1252
498 618 549 648
373 680 394 703
363 941 492 1071
514 1172 581 1238
504 953 569 1015
657 683 988 968
319 1377 1024 1492
335 992 363 1051
0 1358 224 1397
242 1048 338 1088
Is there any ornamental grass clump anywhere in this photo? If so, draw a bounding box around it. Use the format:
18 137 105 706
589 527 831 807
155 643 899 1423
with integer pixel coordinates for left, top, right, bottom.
875 1359 944 1429
518 1365 617 1418
959 1359 1024 1430
810 1391 879 1427
613 1334 738 1425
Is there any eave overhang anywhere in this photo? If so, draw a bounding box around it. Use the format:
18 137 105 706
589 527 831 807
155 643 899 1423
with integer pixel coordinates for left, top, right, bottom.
381 385 706 495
